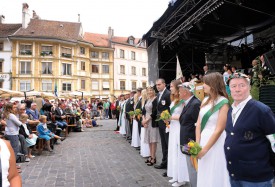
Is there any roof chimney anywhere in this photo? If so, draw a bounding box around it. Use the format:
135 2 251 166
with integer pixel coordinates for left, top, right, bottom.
108 26 114 39
78 14 80 22
32 10 40 19
22 3 31 29
0 15 5 23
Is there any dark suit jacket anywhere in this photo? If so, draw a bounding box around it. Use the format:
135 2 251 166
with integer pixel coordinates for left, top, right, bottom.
142 98 158 127
179 96 201 149
157 88 171 129
54 107 66 121
115 100 120 118
135 98 142 122
125 97 134 120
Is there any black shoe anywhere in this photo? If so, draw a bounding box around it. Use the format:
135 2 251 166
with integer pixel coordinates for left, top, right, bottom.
154 163 167 169
162 172 167 177
135 147 140 150
60 137 66 141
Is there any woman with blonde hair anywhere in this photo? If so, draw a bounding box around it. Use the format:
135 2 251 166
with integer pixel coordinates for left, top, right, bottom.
140 89 150 157
142 86 159 166
196 72 230 187
167 79 189 186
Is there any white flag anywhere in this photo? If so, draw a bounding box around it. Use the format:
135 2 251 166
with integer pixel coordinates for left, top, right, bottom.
176 55 183 79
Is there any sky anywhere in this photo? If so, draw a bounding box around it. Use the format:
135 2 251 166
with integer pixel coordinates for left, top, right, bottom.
1 0 170 38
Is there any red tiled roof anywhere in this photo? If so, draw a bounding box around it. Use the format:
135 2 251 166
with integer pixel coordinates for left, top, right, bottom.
84 32 110 48
13 19 82 42
111 36 141 46
0 23 22 38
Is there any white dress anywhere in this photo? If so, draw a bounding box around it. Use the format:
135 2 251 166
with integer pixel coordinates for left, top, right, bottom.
197 96 230 187
131 118 141 147
167 101 190 183
0 139 11 187
119 100 126 135
140 127 150 157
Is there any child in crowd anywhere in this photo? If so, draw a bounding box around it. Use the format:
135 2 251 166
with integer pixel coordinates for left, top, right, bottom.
83 114 93 128
36 115 65 152
19 114 38 159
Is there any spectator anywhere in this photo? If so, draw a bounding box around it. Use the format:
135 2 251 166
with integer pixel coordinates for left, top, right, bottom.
0 138 22 186
103 100 110 119
97 100 103 119
26 102 40 120
54 102 68 130
203 65 209 75
36 115 65 152
19 113 37 159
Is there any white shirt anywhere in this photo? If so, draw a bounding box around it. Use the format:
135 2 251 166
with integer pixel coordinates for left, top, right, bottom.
158 88 166 102
231 95 252 126
184 95 194 106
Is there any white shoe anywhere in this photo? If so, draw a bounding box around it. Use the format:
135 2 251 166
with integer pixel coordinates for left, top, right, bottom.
172 182 186 187
169 179 176 183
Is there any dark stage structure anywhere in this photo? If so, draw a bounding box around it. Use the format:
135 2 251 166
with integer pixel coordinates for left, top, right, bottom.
143 0 275 83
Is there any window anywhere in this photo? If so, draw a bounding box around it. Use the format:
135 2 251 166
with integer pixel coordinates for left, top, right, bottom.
41 62 52 74
19 44 32 55
91 65 99 73
131 66 136 75
41 45 53 56
120 65 125 74
92 81 99 90
61 47 72 58
102 65 109 73
142 82 147 88
62 83 71 91
81 80 85 89
20 61 31 74
102 81 110 90
120 49 124 58
80 47 85 55
0 62 2 72
132 81 136 90
131 51 135 60
20 80 31 91
91 51 99 58
42 80 52 91
142 68 146 76
102 52 109 60
120 81 125 90
140 41 145 47
81 61 85 71
0 42 3 51
129 39 134 45
62 63 72 75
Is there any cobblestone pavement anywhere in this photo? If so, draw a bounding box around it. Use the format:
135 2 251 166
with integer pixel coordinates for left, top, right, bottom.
20 119 187 187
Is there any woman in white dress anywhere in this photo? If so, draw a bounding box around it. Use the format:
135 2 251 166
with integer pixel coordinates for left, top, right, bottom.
140 89 150 157
167 79 190 187
196 72 230 187
131 93 141 148
118 95 126 135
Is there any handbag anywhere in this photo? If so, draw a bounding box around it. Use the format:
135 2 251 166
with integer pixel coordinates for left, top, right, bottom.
16 153 26 163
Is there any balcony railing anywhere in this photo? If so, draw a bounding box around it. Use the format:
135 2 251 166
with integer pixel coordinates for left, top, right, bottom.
19 71 32 75
41 51 53 56
61 53 72 58
19 50 32 55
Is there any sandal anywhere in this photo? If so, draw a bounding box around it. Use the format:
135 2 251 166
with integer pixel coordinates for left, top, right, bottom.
145 156 151 163
147 158 156 166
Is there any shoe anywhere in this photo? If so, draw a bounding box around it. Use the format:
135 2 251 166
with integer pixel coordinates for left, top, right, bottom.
169 179 176 183
147 157 156 166
25 157 30 162
60 137 66 141
154 163 167 169
135 147 140 150
145 156 152 163
162 172 167 177
29 155 35 158
55 141 60 145
172 182 186 187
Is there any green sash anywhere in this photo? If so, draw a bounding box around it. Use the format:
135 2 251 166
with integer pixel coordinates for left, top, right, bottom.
201 99 229 132
170 100 185 114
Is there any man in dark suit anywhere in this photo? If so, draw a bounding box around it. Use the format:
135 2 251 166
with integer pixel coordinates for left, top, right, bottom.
179 82 201 187
114 95 121 131
134 88 143 136
154 78 171 172
54 102 68 130
125 91 136 139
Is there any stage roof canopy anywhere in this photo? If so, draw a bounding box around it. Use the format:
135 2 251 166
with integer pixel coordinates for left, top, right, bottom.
143 0 275 48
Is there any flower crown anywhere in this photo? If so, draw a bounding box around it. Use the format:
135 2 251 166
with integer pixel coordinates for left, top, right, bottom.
226 72 250 85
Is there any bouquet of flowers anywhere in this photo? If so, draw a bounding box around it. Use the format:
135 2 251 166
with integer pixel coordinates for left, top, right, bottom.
134 109 142 120
128 111 135 122
156 110 171 128
116 106 121 111
181 140 202 171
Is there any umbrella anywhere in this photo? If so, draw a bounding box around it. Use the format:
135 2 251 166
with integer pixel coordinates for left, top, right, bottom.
0 88 24 97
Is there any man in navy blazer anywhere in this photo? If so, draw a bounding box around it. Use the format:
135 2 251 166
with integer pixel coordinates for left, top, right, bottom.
154 78 171 173
225 73 275 187
179 82 201 187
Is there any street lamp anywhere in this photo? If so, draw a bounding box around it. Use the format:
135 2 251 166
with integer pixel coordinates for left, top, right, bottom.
76 90 84 101
23 89 34 100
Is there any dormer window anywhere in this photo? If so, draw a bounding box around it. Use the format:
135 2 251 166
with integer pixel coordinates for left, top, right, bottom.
129 39 134 45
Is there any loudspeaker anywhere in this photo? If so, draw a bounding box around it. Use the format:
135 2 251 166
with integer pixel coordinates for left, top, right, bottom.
263 50 275 74
259 85 275 113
